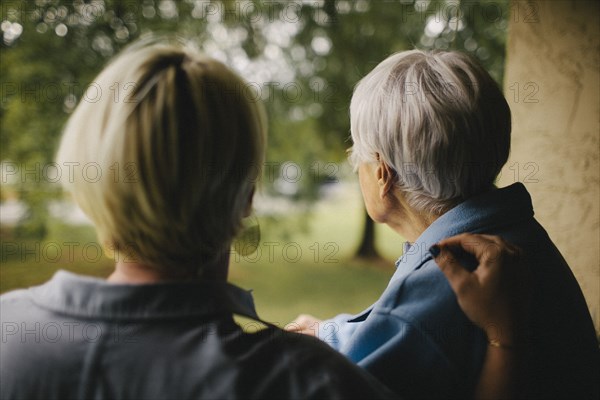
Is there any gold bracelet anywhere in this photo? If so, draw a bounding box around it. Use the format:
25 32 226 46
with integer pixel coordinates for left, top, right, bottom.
488 338 516 350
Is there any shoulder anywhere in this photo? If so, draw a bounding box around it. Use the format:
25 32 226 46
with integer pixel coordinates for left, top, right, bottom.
0 288 76 400
249 326 362 367
245 327 395 399
1 288 37 320
365 258 486 359
381 258 456 319
1 288 32 304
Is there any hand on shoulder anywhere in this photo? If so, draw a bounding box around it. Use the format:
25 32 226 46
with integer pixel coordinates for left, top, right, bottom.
430 233 529 347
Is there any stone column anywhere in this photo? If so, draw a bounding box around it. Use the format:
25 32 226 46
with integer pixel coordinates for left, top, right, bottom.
499 0 599 333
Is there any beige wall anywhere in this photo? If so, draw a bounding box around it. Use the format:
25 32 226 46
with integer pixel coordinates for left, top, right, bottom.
500 0 599 333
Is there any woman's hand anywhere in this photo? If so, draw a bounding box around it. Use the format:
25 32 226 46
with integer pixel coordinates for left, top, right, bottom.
285 314 323 336
430 233 528 347
431 233 530 400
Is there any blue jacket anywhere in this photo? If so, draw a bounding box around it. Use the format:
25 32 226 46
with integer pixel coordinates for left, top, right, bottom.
319 183 599 399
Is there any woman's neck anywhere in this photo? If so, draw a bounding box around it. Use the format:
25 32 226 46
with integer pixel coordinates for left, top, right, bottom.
387 211 435 243
386 193 439 243
107 253 229 284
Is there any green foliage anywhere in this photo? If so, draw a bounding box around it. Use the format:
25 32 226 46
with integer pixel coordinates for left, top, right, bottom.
290 0 508 149
1 0 509 240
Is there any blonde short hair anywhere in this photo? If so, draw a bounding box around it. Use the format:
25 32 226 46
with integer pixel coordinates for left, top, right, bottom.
349 50 511 215
56 42 266 274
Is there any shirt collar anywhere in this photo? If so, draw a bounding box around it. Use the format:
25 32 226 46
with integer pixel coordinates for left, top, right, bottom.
395 183 533 271
29 270 260 321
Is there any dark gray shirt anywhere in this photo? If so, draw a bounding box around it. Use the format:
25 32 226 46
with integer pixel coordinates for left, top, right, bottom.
0 271 395 400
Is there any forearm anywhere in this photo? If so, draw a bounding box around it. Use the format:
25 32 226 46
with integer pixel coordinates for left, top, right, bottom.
474 324 519 400
474 345 516 400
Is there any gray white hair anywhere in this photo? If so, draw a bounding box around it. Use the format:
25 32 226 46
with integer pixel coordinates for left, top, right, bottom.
349 50 511 215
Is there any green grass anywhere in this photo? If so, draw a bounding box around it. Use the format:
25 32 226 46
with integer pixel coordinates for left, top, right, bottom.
229 186 403 324
0 222 115 293
1 185 405 325
229 255 392 325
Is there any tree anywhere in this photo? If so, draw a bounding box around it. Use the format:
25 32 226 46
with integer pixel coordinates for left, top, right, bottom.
1 0 508 260
282 0 509 258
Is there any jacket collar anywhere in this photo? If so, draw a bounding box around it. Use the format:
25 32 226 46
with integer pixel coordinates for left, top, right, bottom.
29 270 260 321
352 183 534 323
395 183 534 274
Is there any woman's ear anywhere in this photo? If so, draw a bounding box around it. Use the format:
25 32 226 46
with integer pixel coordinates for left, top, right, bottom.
376 157 396 199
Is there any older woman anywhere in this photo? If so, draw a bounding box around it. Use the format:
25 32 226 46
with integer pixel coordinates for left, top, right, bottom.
0 42 395 400
292 50 599 399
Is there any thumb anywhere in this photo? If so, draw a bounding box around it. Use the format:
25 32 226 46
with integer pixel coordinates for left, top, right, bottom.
430 244 471 293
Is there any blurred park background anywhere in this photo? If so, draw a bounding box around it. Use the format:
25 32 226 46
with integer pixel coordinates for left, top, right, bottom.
1 0 598 333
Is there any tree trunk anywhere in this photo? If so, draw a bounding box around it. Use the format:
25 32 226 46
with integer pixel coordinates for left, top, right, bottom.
355 207 380 259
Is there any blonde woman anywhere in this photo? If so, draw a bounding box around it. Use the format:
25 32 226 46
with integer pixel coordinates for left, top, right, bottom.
0 42 395 400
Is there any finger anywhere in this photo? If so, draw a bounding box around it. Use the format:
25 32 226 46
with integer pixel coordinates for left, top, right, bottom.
286 327 316 335
473 234 524 269
474 233 505 243
284 322 302 331
437 233 505 268
284 324 309 333
430 244 472 293
294 314 318 325
437 233 493 254
467 234 522 258
297 328 318 337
